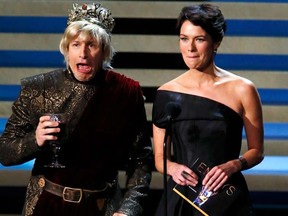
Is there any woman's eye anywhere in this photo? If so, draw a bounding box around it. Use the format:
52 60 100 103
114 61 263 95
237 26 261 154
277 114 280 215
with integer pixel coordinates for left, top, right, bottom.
196 38 205 42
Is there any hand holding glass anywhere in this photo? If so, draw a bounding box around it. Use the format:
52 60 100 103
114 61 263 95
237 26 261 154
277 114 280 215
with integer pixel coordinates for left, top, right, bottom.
44 113 66 168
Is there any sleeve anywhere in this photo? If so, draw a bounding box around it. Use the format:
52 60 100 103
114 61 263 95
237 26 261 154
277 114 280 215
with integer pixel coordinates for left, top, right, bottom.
0 76 45 166
116 84 154 216
152 90 173 128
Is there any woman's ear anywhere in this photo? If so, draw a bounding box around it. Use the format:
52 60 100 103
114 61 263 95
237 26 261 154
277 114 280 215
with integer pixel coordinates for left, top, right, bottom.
213 41 221 50
213 41 221 54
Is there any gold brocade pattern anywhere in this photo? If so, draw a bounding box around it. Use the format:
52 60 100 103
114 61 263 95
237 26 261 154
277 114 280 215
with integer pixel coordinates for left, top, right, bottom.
23 176 44 216
0 69 152 216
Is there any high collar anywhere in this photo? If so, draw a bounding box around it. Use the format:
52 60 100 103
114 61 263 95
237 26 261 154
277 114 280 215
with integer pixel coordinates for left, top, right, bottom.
65 67 106 86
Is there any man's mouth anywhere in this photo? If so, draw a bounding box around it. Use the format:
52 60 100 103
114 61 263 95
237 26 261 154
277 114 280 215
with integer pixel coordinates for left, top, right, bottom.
77 63 91 73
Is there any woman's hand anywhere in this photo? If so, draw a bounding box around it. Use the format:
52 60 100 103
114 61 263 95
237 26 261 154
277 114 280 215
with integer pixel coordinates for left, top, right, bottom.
168 161 198 187
202 160 239 192
35 115 60 147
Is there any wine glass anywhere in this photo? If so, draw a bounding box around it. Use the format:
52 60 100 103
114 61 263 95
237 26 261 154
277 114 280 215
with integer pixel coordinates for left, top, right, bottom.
44 113 66 168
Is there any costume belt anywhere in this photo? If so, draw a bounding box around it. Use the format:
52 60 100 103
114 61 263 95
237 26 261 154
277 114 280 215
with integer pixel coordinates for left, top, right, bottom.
38 177 116 203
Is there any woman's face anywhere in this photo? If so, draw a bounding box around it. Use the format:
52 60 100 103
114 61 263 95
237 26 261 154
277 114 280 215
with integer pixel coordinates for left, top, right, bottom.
179 20 217 71
68 34 104 82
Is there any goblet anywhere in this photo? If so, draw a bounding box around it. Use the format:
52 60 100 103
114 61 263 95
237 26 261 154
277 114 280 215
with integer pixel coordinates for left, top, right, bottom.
44 113 66 168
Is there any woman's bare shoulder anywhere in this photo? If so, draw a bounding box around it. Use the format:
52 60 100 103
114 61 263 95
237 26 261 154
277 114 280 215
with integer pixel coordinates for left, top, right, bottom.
158 78 182 91
158 81 175 91
221 70 258 102
218 68 255 87
158 72 190 91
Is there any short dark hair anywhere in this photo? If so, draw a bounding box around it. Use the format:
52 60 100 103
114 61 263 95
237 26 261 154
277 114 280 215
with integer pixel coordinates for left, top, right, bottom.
176 4 226 43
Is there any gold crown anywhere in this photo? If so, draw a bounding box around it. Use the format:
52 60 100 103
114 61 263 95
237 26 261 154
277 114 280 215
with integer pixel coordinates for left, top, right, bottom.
67 3 115 34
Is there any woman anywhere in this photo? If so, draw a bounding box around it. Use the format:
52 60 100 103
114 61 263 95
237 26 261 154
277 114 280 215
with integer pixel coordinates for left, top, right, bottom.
152 4 264 216
0 3 152 216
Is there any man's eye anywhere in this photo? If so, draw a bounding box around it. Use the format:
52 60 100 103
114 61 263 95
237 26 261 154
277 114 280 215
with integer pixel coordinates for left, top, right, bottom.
89 43 98 48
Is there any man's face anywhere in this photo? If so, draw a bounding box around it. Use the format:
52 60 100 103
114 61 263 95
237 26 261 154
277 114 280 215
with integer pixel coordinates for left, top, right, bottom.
68 34 104 82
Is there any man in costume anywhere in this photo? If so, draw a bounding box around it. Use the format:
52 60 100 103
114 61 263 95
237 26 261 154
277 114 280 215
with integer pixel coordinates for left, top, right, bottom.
0 2 153 216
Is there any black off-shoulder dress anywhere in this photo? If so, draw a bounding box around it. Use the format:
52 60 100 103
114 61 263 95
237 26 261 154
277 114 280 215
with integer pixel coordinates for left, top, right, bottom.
152 90 254 216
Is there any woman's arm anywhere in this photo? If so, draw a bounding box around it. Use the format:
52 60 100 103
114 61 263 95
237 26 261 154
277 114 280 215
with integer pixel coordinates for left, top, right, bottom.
241 80 264 167
203 79 264 192
153 124 198 187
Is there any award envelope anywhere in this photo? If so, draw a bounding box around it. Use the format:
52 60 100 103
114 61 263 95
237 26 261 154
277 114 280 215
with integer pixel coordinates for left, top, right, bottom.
173 158 240 216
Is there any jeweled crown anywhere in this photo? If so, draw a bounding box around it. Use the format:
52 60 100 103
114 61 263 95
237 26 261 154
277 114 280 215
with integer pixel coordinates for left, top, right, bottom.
67 3 115 34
